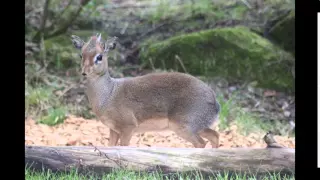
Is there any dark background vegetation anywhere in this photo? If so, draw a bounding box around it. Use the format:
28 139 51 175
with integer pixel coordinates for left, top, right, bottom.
25 0 295 136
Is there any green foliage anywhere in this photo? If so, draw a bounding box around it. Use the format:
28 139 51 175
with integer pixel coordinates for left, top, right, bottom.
230 5 248 20
268 10 295 55
25 82 68 126
140 0 229 24
82 0 105 16
216 93 238 130
25 84 52 112
140 26 295 92
44 35 78 70
39 107 67 126
147 0 172 23
216 91 293 137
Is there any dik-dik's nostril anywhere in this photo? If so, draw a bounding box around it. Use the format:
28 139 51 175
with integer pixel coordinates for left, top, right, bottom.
82 72 87 76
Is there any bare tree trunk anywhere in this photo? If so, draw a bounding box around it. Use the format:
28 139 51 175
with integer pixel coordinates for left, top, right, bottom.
25 145 295 176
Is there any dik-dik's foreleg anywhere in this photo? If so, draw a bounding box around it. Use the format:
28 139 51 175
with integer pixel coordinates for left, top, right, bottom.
99 117 121 146
108 128 134 146
119 126 135 146
108 129 119 146
104 122 134 146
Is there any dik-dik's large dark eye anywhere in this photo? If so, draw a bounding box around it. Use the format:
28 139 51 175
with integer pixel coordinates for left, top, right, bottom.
94 54 103 64
96 55 102 61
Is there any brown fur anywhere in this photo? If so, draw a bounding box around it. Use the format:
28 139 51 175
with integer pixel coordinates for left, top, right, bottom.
71 34 221 148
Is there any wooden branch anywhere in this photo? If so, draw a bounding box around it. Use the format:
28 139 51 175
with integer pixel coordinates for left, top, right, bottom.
25 145 295 176
40 0 51 32
48 0 75 31
45 7 83 39
38 0 91 40
33 0 51 41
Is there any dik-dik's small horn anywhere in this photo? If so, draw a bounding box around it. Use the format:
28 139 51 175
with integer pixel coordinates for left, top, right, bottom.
97 33 102 42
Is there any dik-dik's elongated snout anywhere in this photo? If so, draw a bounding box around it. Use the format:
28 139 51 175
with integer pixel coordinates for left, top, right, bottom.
81 68 87 76
81 65 92 77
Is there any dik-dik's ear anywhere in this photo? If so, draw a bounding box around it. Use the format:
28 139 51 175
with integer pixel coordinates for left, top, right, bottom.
71 35 85 49
103 36 118 53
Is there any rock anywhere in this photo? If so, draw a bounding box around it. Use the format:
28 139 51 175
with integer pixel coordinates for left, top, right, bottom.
140 26 295 92
284 111 291 117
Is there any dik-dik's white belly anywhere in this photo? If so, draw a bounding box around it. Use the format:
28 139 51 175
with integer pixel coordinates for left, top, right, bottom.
133 118 169 133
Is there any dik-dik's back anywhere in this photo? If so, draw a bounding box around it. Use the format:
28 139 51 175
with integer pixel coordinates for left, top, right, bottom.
71 34 221 148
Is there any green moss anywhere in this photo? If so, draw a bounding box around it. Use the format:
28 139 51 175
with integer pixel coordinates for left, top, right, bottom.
230 5 248 19
268 10 295 55
140 26 295 92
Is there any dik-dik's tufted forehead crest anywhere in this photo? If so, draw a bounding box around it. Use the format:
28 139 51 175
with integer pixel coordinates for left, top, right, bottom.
71 34 103 52
85 35 100 52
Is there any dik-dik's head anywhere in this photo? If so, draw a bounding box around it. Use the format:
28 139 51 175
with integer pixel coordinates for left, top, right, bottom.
71 34 117 77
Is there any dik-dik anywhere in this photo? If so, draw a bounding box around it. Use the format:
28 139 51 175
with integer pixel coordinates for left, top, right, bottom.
71 34 221 148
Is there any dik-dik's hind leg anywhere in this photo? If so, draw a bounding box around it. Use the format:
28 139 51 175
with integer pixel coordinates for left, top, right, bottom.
175 129 207 148
169 122 207 148
199 128 219 148
108 129 119 146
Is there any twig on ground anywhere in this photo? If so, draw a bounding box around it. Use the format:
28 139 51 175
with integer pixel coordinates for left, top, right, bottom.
58 83 76 99
175 55 188 73
90 143 122 167
148 58 156 70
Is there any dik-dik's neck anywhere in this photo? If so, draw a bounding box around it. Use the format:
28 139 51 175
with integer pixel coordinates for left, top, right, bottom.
85 73 116 114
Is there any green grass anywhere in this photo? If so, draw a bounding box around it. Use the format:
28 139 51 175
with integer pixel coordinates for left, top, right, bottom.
25 82 95 125
216 90 294 137
38 107 67 126
25 82 68 126
25 167 295 180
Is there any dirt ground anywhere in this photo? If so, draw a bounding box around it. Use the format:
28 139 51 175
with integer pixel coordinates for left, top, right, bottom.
25 116 295 149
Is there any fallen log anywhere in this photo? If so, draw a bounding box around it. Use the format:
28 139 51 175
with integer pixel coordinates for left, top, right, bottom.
25 145 295 176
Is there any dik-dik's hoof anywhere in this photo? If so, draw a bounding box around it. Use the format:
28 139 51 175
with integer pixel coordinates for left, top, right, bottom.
211 144 219 148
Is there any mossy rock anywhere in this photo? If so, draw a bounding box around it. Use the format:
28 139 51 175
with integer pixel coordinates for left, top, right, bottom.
268 10 295 55
44 30 108 69
139 26 295 92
